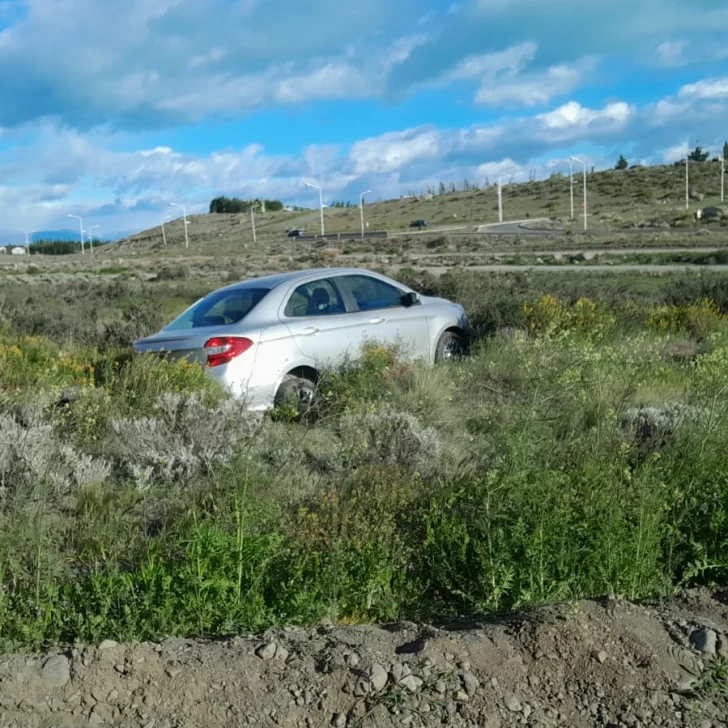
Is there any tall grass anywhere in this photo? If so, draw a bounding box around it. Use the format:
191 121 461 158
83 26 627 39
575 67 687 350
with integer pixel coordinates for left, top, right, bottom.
1 293 728 650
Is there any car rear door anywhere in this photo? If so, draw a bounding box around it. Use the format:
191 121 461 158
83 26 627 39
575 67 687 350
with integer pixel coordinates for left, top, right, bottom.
335 274 431 361
279 277 364 368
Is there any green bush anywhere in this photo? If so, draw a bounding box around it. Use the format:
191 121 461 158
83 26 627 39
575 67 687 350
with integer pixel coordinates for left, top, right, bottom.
2 278 728 650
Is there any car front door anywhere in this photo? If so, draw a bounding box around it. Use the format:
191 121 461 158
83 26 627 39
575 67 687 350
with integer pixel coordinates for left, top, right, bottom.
280 277 363 368
335 274 431 361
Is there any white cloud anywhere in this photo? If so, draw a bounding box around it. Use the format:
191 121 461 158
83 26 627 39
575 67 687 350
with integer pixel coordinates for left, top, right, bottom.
349 129 441 175
537 100 633 130
448 42 537 81
654 40 689 67
678 77 728 100
475 60 594 107
662 143 689 163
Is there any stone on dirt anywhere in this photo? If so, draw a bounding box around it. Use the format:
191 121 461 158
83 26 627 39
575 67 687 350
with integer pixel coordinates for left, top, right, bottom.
39 654 70 688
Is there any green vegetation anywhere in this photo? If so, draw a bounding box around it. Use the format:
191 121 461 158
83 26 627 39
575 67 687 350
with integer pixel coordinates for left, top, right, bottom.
29 240 83 255
1 271 728 651
688 146 711 163
209 196 284 213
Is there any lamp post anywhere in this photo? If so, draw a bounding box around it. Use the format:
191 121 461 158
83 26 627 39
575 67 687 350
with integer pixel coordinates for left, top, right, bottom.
497 167 515 223
250 203 260 244
569 157 588 230
569 159 575 220
160 216 171 247
170 202 189 249
720 156 725 204
67 214 84 254
685 155 689 210
88 225 99 252
304 182 325 236
25 230 36 253
359 190 371 239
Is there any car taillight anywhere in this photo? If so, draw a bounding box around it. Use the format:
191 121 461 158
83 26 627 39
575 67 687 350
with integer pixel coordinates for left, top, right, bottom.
203 337 253 367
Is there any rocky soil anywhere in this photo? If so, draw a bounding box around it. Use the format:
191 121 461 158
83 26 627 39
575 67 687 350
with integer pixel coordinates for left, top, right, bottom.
1 590 727 728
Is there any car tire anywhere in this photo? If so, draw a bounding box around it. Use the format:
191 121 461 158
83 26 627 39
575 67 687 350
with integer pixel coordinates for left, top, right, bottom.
274 374 317 417
434 330 466 363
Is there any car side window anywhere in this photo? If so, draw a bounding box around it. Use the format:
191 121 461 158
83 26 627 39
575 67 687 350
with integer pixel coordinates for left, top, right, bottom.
283 278 346 317
338 275 404 312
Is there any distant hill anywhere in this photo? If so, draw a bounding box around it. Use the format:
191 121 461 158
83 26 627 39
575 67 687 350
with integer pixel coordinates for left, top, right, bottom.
105 159 728 257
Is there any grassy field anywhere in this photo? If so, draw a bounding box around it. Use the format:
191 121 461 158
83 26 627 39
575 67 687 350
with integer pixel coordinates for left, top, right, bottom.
2 269 728 650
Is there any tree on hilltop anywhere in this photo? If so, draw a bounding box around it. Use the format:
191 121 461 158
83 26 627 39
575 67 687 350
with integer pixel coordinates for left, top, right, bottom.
688 146 710 162
615 155 628 170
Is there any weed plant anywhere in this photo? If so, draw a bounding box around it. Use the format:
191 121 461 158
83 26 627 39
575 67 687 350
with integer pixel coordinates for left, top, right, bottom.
1 279 728 649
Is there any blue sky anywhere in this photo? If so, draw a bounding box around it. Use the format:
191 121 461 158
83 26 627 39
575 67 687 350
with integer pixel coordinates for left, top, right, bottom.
1 0 728 236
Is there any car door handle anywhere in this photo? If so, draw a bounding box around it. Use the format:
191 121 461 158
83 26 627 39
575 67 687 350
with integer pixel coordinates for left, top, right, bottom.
369 317 385 324
301 326 319 335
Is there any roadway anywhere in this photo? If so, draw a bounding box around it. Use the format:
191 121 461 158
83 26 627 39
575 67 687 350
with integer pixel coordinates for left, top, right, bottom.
392 264 728 275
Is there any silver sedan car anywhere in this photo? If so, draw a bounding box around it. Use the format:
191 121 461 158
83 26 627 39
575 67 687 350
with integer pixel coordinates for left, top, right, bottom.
133 267 469 411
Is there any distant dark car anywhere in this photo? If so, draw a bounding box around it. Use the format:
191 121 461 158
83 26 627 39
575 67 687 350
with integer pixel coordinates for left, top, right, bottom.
700 206 725 220
410 220 429 228
287 229 305 238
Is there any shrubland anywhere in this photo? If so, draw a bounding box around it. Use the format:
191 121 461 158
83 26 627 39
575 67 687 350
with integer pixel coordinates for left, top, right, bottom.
1 270 728 651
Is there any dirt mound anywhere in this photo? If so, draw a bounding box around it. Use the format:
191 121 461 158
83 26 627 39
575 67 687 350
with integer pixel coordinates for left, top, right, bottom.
1 590 727 728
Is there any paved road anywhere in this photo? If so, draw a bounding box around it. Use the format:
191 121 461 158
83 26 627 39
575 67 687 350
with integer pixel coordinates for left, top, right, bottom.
406 246 728 258
392 263 728 275
475 219 555 234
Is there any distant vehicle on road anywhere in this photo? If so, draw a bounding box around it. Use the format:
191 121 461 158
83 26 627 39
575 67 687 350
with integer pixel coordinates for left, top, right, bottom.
133 268 469 413
287 229 305 238
410 220 430 229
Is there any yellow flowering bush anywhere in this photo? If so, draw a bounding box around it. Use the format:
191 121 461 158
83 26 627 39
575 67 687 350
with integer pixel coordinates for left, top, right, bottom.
522 295 616 338
647 299 722 337
0 334 94 391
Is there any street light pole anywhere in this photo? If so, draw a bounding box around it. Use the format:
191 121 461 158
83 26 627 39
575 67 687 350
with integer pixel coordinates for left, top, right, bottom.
569 159 575 221
305 182 324 236
67 214 85 254
496 167 515 223
160 216 171 247
359 190 371 239
721 156 725 204
170 202 189 249
88 225 99 252
569 157 588 231
250 203 259 244
25 230 36 253
685 155 690 210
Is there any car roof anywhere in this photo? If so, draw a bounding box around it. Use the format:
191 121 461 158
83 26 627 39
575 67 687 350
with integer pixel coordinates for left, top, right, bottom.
220 267 403 294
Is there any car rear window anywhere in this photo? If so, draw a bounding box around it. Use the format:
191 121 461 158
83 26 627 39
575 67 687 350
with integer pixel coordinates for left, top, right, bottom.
164 287 271 331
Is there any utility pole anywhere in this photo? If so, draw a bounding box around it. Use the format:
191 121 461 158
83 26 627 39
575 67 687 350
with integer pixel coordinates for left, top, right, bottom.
160 216 170 247
88 225 99 252
569 159 575 221
359 190 371 239
721 156 725 203
67 214 84 254
304 182 325 236
685 155 690 211
250 203 259 243
569 157 588 231
170 202 189 248
496 166 515 223
25 230 36 252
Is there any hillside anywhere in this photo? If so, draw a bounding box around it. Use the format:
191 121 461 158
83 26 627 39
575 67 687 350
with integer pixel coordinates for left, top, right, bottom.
105 160 728 257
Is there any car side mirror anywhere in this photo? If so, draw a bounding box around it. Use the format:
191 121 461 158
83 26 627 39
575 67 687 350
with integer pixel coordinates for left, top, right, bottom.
401 291 420 307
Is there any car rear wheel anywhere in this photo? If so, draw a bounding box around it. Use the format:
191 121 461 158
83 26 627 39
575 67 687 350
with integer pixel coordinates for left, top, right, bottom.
274 374 317 417
434 330 465 363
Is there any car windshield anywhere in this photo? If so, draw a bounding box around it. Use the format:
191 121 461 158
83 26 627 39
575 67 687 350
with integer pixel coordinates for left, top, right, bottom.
164 286 271 331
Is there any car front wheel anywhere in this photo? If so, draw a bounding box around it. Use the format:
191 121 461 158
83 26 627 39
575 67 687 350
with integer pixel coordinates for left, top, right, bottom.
434 330 466 363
